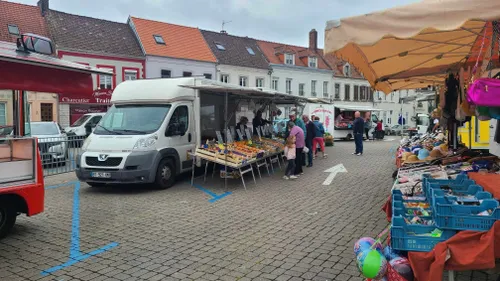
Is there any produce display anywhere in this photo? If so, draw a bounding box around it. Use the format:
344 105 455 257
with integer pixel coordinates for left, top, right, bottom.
195 137 285 168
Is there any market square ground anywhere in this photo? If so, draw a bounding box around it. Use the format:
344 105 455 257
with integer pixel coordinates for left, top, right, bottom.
0 141 498 281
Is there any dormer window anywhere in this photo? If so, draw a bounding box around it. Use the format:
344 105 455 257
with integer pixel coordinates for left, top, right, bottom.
285 53 295 65
7 24 20 35
308 57 317 68
246 47 255 55
215 42 225 51
344 63 351 77
153 35 165 45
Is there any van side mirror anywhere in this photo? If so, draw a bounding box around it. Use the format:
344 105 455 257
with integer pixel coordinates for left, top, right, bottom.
17 33 54 55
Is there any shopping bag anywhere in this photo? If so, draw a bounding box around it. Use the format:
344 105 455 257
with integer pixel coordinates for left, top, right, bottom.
467 78 500 107
303 146 309 153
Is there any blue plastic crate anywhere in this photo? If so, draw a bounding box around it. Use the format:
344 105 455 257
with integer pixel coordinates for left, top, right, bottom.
430 185 489 202
432 190 493 213
432 198 500 231
391 216 456 252
422 174 471 195
392 190 428 203
425 179 477 199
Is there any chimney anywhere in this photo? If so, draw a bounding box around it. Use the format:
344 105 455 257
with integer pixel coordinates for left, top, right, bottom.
37 0 49 16
309 29 318 50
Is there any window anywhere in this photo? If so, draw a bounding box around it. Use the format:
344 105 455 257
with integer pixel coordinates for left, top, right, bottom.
369 88 374 101
311 80 317 97
183 71 192 77
88 116 103 127
334 83 340 99
354 85 359 101
286 78 292 94
272 77 279 90
256 78 264 88
220 74 229 83
203 73 212 79
299 83 305 96
161 69 171 78
391 92 394 101
40 103 53 121
98 67 113 90
344 84 350 100
8 24 20 35
239 76 248 87
344 64 351 77
153 35 165 45
323 81 328 97
0 103 6 125
124 70 138 81
309 57 318 68
215 42 225 50
166 105 189 136
246 47 255 55
285 53 294 65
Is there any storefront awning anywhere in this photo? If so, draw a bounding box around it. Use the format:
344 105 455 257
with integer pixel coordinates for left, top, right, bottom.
324 0 500 94
0 41 111 96
334 104 383 112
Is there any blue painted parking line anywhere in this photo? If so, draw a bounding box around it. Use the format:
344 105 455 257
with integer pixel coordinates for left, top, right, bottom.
41 182 119 276
192 183 232 203
45 181 78 190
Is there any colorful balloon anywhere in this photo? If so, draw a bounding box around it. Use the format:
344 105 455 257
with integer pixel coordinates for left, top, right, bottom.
383 246 401 261
354 237 376 257
357 249 388 279
389 257 414 281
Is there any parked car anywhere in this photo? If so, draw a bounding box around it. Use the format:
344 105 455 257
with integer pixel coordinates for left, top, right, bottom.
31 122 68 166
65 113 105 138
389 124 410 135
0 125 13 137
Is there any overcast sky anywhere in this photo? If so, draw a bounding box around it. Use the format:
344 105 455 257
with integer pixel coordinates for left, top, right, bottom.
13 0 419 47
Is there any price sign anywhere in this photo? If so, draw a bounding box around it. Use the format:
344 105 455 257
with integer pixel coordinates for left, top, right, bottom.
216 131 224 144
240 125 246 139
256 126 262 140
245 128 252 141
226 129 233 143
236 129 244 140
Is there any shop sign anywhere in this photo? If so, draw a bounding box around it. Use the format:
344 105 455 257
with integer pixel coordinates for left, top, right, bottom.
59 89 113 104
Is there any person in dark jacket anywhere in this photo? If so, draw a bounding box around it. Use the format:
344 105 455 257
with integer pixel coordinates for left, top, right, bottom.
236 116 249 140
302 114 315 167
353 111 364 156
252 110 270 136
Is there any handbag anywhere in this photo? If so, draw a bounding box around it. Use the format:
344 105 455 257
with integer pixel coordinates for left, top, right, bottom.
467 78 500 107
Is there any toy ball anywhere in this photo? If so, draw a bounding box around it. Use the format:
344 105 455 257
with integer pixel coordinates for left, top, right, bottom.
389 257 414 281
357 249 388 279
354 237 375 256
383 246 401 261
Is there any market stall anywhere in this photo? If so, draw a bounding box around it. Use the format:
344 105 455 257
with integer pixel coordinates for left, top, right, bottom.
183 81 331 190
324 1 500 280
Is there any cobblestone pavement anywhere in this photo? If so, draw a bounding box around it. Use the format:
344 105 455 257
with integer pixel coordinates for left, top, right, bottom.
1 140 498 281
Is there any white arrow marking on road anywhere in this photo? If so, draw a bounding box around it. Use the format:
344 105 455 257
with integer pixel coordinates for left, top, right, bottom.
322 164 347 186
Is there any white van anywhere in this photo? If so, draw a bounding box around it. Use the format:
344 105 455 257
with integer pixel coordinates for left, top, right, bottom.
65 113 105 137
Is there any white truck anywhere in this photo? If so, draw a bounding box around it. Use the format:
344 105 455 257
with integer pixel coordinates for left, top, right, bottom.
65 113 105 138
75 77 316 189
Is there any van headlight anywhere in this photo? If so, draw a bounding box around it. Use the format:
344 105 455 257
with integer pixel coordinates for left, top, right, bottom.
133 135 158 150
82 136 92 151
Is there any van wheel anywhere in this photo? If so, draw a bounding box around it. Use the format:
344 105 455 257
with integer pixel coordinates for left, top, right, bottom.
0 202 17 239
154 159 175 190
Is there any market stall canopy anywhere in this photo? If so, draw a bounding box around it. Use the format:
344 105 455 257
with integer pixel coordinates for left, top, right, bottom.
182 78 332 105
0 41 111 96
324 0 500 94
334 104 383 112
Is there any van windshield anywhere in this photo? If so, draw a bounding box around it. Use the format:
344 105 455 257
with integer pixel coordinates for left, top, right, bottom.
94 104 171 135
71 115 91 127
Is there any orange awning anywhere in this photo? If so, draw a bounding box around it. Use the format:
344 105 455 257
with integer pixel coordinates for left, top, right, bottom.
324 0 500 94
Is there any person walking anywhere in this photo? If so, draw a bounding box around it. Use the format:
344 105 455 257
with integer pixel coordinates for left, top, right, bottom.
353 111 364 156
288 121 305 175
303 114 315 167
283 135 298 180
364 112 371 141
312 116 327 159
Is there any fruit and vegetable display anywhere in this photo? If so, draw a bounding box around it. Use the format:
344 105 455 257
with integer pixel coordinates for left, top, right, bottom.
195 138 285 167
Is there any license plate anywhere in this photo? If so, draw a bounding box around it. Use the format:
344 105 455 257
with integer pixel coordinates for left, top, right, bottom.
90 172 111 178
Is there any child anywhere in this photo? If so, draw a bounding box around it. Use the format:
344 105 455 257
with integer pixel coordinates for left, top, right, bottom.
283 135 298 180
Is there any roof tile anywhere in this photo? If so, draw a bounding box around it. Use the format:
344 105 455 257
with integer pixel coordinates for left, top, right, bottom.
256 40 331 70
0 1 49 43
130 17 216 63
200 30 269 69
45 10 143 58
